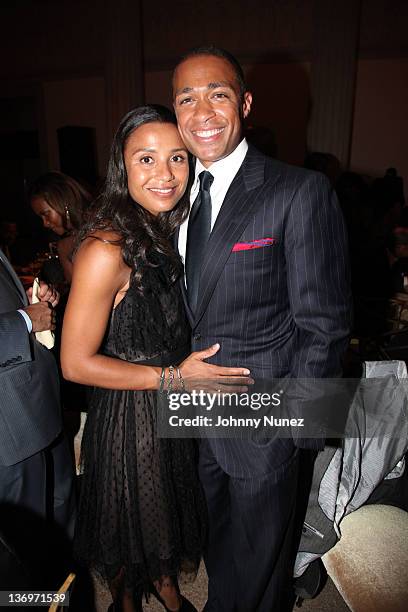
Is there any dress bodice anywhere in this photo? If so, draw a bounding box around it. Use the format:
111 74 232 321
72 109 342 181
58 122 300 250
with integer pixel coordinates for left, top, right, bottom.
102 258 190 364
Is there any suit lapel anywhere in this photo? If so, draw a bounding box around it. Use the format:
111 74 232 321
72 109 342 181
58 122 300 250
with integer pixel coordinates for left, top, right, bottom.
193 146 280 326
0 248 28 305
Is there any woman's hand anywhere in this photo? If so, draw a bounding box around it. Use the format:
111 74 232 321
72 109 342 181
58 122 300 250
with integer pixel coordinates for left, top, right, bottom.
179 343 251 382
26 280 59 308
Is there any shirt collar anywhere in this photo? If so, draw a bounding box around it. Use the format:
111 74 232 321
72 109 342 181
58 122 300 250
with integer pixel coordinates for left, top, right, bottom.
192 138 248 192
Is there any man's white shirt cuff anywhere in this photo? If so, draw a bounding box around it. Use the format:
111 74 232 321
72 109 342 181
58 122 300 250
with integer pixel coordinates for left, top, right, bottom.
17 309 33 333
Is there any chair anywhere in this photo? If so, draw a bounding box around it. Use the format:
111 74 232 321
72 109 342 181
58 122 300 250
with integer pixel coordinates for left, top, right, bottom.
48 572 76 612
322 505 408 611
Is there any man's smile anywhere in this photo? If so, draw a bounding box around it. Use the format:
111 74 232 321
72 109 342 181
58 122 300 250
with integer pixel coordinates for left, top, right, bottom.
193 127 225 139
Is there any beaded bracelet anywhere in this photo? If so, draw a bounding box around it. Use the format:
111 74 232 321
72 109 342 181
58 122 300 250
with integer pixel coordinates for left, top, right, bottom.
167 365 175 396
176 367 185 391
159 367 166 393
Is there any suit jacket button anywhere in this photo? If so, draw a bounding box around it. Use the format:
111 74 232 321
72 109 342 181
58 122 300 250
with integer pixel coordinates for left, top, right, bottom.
193 333 201 341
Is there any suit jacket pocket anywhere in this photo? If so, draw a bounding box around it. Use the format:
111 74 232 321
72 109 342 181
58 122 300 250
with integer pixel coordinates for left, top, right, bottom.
0 362 32 388
225 244 275 266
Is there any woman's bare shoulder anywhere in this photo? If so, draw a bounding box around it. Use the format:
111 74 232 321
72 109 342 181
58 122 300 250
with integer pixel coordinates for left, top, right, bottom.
75 230 128 277
77 230 122 256
83 228 122 245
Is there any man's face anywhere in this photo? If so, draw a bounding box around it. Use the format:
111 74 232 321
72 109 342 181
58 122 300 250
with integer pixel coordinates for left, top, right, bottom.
173 55 252 167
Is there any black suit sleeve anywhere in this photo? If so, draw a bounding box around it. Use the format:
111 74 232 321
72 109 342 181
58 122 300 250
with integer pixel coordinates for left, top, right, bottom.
0 311 33 369
285 172 351 377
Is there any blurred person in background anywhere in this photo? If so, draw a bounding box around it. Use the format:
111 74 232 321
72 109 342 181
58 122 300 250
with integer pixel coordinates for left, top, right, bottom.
29 171 92 284
387 227 408 294
336 171 392 336
0 218 38 266
372 168 405 238
0 219 18 262
29 172 92 455
304 151 341 186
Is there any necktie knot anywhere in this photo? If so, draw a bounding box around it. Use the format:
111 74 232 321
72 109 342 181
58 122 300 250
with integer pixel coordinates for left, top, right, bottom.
199 170 213 193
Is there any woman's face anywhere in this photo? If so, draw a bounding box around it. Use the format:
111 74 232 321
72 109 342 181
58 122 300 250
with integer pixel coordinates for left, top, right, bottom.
31 197 65 236
124 122 189 216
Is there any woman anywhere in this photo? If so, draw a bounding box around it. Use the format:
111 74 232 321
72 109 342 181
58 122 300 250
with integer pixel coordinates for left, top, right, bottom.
30 172 92 421
61 105 249 612
29 171 92 283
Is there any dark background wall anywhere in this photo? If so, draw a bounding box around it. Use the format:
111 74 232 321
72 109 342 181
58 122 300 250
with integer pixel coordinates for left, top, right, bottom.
0 0 407 219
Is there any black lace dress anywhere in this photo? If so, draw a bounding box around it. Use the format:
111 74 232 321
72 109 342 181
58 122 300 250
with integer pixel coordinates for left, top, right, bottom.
75 258 207 593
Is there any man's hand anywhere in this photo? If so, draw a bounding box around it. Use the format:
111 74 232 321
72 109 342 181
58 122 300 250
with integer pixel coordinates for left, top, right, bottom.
24 302 56 333
26 281 59 308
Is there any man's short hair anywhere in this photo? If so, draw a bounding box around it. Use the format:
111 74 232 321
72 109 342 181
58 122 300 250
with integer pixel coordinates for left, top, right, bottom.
176 45 247 101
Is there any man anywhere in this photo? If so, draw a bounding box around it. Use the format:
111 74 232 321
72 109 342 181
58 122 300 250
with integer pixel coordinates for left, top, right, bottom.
0 248 75 538
173 47 351 611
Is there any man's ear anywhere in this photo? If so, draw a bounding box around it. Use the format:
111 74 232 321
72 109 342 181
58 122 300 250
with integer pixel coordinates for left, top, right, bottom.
242 92 252 119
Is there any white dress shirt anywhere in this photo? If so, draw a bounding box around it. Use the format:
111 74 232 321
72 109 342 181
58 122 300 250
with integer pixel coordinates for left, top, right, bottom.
178 138 248 264
18 308 33 332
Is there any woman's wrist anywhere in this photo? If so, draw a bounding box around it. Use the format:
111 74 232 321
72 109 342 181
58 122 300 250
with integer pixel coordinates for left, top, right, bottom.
150 366 165 390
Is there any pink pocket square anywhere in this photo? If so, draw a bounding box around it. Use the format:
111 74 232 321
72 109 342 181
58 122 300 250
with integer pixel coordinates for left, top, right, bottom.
232 238 278 252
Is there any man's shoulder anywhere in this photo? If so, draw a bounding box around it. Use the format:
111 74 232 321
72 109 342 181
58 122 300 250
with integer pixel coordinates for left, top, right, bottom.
0 277 24 313
245 145 331 190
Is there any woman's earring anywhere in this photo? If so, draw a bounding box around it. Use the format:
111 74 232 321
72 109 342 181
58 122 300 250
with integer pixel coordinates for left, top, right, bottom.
64 205 71 226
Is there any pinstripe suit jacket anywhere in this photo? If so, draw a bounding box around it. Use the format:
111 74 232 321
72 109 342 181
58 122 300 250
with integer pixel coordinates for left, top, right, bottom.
177 146 351 468
0 249 61 467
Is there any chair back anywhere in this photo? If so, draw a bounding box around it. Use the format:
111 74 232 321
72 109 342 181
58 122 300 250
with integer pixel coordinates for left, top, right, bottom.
48 572 76 612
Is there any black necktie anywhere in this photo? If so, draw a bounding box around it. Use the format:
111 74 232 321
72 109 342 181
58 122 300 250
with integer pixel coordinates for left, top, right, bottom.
185 170 214 314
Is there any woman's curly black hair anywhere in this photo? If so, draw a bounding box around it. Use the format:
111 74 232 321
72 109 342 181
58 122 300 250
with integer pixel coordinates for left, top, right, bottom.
76 105 191 294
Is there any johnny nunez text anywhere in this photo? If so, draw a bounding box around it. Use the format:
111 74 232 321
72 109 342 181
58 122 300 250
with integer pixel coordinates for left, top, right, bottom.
168 415 305 429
